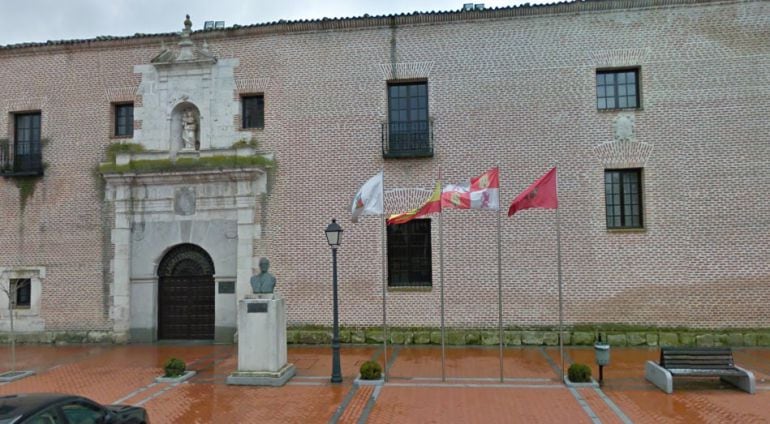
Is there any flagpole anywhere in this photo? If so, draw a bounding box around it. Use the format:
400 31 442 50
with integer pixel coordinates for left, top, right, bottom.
381 171 388 382
497 167 504 383
555 166 564 382
439 175 446 383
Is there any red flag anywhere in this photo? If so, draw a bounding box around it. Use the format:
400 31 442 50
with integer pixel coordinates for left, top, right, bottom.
387 182 442 225
507 167 558 217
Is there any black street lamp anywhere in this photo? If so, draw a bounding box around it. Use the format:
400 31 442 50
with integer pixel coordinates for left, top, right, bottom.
324 218 343 383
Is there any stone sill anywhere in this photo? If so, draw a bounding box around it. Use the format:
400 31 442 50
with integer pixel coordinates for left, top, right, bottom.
607 228 646 233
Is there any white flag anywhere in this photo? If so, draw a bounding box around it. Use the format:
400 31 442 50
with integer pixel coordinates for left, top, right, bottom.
351 171 384 223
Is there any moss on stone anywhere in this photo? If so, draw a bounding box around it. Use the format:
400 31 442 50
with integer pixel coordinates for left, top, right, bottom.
757 333 770 346
99 154 275 174
696 334 715 347
413 331 431 344
658 332 678 347
607 333 627 346
14 176 42 211
572 332 595 346
351 330 366 344
106 142 145 162
480 331 499 346
627 333 646 346
504 331 522 346
365 330 384 344
543 332 559 346
646 333 659 346
464 331 480 345
298 330 330 344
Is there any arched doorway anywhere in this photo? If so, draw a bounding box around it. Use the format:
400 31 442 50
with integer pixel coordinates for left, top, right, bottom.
157 244 215 340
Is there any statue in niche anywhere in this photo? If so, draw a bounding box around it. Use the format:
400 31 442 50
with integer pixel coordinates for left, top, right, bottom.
181 108 198 150
250 257 276 294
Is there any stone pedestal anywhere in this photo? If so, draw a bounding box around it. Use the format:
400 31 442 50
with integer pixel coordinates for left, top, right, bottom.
227 296 295 386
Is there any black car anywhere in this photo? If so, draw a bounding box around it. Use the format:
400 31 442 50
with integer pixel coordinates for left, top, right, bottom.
0 393 148 424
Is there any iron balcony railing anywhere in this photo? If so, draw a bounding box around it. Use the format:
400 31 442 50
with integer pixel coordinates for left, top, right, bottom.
381 119 434 158
0 139 43 176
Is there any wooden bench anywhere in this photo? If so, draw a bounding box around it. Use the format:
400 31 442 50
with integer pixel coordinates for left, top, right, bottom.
645 347 755 394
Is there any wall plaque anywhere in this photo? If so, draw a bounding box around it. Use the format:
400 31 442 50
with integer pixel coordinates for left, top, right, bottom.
247 303 268 313
218 281 235 294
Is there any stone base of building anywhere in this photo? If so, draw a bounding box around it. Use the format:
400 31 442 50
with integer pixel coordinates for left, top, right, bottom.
1 327 770 347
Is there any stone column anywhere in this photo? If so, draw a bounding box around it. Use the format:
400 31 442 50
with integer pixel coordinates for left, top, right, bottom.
110 185 132 342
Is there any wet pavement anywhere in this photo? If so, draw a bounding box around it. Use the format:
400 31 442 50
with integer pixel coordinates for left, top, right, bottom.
0 343 767 423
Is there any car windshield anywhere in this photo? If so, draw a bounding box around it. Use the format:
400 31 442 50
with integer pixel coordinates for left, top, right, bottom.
0 417 21 424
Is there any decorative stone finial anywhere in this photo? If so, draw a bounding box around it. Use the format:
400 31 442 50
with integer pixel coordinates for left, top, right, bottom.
184 14 192 31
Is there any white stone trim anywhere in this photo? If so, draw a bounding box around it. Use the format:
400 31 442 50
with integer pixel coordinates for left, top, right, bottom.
0 267 46 331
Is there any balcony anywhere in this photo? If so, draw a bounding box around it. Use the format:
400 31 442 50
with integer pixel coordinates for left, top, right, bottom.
0 139 43 177
381 119 434 158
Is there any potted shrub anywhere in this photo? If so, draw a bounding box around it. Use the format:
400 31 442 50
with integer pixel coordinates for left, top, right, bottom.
163 357 186 378
565 363 597 387
156 357 196 383
355 360 384 386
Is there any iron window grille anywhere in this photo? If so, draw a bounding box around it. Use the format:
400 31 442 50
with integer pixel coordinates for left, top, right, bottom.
387 219 432 287
596 69 639 110
605 169 643 229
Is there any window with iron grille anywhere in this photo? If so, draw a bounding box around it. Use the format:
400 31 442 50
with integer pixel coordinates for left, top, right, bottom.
604 169 643 229
387 219 432 287
10 279 31 309
114 103 134 137
386 81 430 156
596 69 639 110
242 95 264 129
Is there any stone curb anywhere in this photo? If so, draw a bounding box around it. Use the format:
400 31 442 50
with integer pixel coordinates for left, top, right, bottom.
563 376 599 388
155 370 196 383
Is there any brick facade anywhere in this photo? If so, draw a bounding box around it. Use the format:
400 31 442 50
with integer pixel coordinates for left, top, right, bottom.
0 0 768 339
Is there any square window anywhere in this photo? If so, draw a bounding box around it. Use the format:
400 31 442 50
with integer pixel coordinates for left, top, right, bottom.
242 95 264 129
114 103 134 137
596 69 640 110
604 169 643 229
387 219 432 287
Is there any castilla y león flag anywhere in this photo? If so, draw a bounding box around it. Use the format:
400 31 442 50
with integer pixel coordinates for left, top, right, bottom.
507 167 558 217
387 182 442 225
441 167 499 210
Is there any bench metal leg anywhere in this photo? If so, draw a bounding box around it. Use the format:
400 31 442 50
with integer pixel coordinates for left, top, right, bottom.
645 361 673 394
721 366 756 394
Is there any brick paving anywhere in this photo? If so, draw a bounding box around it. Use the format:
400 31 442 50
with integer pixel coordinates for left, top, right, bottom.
0 344 767 423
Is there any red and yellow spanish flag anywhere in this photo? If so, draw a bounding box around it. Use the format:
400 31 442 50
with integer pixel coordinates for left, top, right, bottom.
386 182 442 225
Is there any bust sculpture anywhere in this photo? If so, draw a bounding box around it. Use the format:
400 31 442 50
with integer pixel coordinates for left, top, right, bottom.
250 257 276 294
181 108 198 150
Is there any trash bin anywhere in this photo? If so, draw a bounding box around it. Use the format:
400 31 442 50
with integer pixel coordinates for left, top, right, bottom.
594 342 610 366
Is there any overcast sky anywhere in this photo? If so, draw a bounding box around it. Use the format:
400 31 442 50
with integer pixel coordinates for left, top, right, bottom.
0 0 546 46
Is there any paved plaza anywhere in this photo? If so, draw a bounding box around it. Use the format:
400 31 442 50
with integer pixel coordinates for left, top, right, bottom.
0 344 767 423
